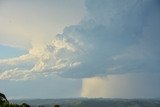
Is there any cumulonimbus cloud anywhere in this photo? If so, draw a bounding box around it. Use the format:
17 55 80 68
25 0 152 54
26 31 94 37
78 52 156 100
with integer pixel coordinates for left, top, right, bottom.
59 0 160 78
0 0 160 80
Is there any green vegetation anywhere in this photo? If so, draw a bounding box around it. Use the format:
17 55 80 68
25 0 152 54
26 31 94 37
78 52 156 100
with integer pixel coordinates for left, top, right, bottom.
0 102 30 107
1 93 160 107
10 98 160 107
54 105 60 107
0 93 61 107
0 93 31 107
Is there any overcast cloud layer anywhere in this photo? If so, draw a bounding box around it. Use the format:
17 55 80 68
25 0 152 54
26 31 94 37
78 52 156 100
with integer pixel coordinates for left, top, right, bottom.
0 0 160 80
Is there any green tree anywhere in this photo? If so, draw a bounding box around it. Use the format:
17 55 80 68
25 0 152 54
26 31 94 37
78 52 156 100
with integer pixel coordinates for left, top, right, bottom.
54 104 60 107
0 93 9 103
21 103 30 107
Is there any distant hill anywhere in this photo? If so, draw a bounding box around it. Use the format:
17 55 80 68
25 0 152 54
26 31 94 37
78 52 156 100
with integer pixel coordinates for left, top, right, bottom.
10 98 160 107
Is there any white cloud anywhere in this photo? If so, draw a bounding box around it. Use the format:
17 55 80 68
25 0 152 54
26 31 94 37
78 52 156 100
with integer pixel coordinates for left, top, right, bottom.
0 37 83 80
0 0 85 80
0 69 34 81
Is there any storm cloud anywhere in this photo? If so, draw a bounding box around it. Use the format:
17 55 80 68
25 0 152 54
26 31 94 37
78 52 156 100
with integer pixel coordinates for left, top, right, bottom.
60 0 160 78
0 0 160 80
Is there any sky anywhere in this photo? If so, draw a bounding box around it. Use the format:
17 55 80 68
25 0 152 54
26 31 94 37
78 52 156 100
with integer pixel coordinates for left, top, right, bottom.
0 0 160 99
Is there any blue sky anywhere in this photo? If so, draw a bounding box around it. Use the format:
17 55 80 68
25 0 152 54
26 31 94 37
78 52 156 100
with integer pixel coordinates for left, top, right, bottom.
0 44 26 59
0 0 160 99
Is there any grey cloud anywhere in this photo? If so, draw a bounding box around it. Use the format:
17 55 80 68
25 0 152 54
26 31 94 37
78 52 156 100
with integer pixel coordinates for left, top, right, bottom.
59 0 160 78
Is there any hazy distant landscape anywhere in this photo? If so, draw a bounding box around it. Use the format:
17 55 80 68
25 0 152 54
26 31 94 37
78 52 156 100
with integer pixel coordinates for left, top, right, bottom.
10 98 160 107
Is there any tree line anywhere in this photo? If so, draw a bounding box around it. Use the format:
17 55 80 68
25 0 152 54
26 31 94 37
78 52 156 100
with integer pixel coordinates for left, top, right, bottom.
0 93 60 107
